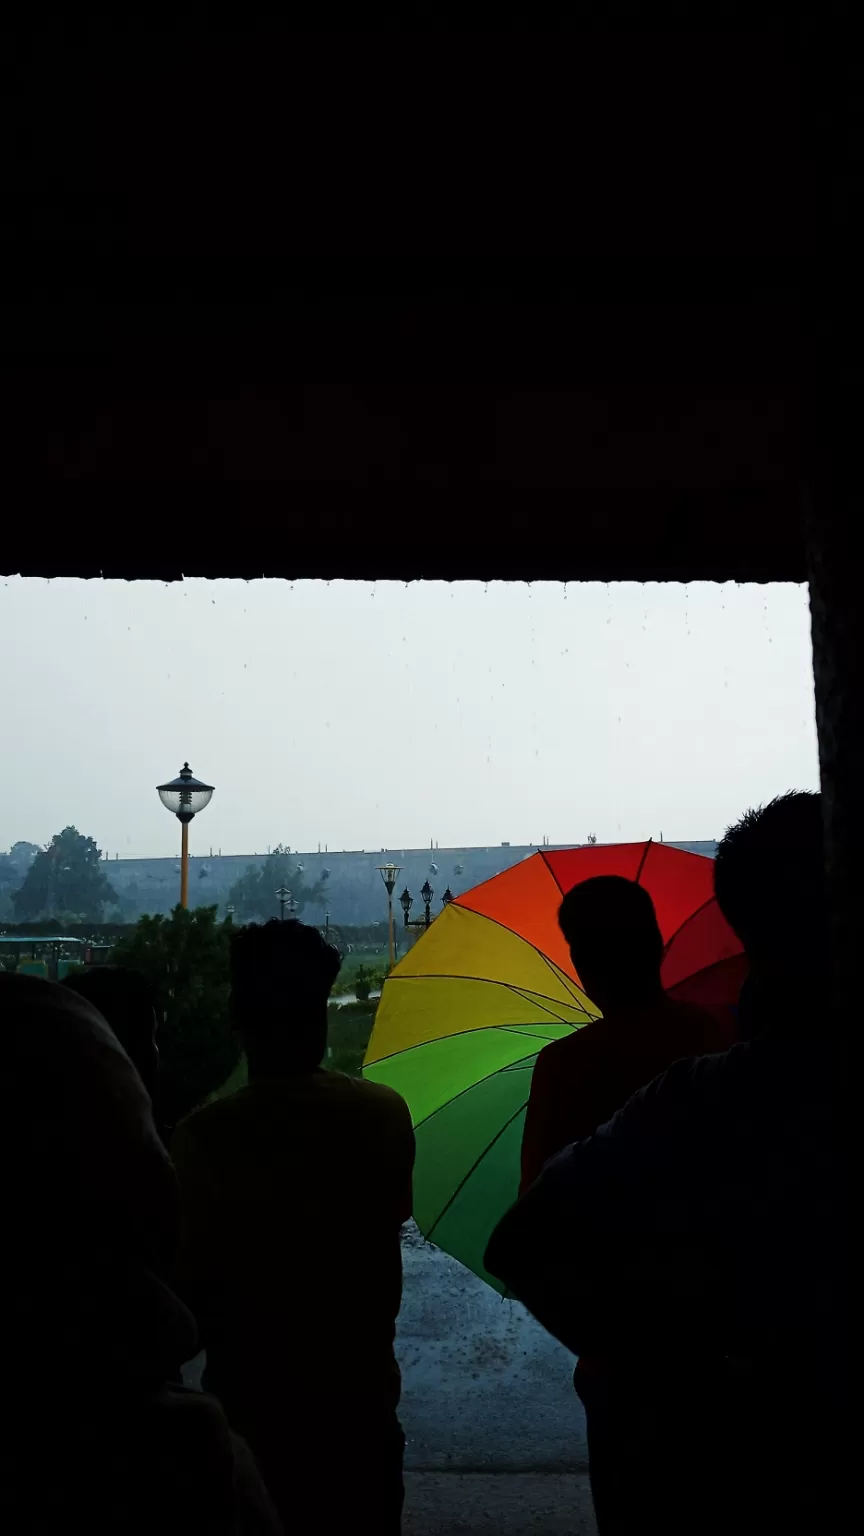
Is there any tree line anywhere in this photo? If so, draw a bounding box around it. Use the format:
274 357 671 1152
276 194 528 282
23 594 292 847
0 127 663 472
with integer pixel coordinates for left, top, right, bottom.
0 831 328 927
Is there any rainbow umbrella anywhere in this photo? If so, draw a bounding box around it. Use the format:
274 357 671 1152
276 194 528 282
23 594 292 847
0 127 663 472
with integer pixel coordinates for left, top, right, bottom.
363 841 745 1289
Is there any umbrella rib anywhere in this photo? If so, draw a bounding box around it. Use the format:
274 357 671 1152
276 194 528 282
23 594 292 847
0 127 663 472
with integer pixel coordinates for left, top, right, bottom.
665 952 747 991
497 1024 572 1040
410 1037 551 1132
384 971 588 1018
425 1099 530 1244
539 848 566 894
437 904 588 1006
634 838 653 884
366 1019 576 1072
520 852 595 1002
660 895 727 960
501 981 594 1023
536 952 589 1007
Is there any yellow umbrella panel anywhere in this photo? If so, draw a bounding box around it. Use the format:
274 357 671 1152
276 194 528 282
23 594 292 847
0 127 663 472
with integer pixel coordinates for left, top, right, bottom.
364 900 596 1289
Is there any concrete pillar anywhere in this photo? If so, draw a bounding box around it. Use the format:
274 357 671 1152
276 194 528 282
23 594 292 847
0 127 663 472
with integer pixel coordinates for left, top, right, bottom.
807 511 860 1019
804 8 859 1021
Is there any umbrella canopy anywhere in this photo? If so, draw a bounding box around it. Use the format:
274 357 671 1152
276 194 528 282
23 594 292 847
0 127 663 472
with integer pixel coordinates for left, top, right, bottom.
363 841 745 1289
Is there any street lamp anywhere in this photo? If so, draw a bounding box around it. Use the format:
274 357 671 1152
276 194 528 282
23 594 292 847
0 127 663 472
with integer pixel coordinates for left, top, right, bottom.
225 903 236 923
377 863 401 970
324 907 331 935
400 878 436 932
157 762 214 909
276 885 298 921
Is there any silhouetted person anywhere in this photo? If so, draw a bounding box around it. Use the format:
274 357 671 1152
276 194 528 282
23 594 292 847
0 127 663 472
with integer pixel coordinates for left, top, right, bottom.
521 875 734 1191
487 793 839 1536
171 920 415 1535
518 875 735 1528
63 964 160 1102
0 973 282 1536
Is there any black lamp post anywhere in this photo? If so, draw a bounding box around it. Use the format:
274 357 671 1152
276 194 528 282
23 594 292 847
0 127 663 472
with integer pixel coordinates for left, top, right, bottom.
157 762 214 909
276 884 298 921
400 878 437 932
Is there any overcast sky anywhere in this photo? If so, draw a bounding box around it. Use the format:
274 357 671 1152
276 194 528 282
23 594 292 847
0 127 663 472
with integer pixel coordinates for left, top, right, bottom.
1 579 818 859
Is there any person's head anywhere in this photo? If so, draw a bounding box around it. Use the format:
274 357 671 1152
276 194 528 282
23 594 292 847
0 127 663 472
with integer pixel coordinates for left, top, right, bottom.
1 972 179 1305
558 875 664 1012
714 791 826 984
63 966 159 1102
230 918 342 1077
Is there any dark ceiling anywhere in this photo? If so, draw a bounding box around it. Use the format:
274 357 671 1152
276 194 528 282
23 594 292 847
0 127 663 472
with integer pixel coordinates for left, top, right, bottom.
2 21 804 582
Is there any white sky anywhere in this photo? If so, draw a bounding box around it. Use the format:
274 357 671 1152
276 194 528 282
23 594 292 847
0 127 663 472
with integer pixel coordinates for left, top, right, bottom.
1 579 819 859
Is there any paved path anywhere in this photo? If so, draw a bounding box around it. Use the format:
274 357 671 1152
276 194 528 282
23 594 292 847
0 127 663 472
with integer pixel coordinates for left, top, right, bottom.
184 1224 597 1533
398 1225 596 1534
403 1473 596 1534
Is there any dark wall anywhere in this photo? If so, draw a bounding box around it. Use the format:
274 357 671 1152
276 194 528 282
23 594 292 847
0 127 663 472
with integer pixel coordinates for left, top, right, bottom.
102 842 717 925
3 24 800 585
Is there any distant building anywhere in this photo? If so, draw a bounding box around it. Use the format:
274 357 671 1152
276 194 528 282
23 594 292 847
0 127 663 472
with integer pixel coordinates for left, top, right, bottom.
103 841 717 925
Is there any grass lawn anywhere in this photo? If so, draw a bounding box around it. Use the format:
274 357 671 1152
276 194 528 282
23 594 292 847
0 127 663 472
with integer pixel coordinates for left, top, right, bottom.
330 951 388 996
206 999 379 1104
327 1000 378 1074
330 935 419 996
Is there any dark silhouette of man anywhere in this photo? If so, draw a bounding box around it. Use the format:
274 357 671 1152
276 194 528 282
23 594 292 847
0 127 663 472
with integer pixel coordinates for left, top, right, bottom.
519 875 734 1529
63 965 160 1103
1 973 281 1536
521 875 734 1192
486 793 839 1536
171 920 415 1535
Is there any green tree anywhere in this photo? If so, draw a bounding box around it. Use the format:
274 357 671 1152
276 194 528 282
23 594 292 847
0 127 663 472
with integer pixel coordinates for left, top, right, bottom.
7 841 40 871
0 860 17 922
12 827 117 923
226 844 325 924
112 905 238 1131
1 842 44 920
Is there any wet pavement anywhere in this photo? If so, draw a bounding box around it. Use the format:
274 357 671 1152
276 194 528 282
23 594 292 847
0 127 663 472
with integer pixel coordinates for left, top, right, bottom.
398 1224 596 1532
399 1224 586 1472
184 1222 597 1532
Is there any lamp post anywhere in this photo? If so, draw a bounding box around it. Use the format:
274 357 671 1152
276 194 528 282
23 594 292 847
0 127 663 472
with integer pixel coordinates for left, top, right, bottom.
400 878 436 933
226 903 236 923
377 863 401 970
276 885 298 921
324 907 331 936
157 762 214 909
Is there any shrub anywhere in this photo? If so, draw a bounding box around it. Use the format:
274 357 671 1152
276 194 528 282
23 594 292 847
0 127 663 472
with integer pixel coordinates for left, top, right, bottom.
111 905 238 1132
